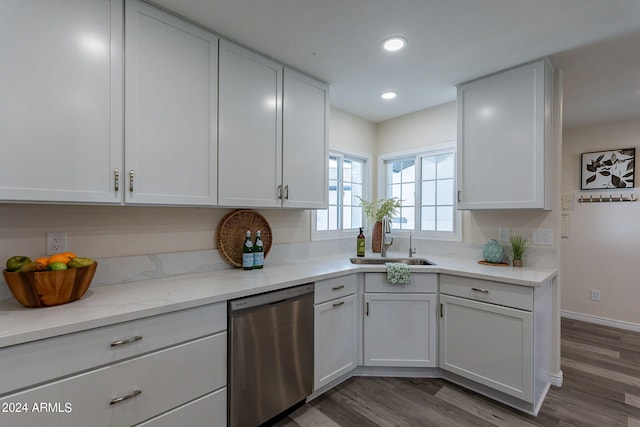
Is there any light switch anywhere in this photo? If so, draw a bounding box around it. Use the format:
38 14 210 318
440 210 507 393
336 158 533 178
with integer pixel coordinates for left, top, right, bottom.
561 194 572 210
561 214 569 238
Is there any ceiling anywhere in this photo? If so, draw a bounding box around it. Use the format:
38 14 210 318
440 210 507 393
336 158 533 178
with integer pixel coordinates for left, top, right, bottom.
151 0 640 129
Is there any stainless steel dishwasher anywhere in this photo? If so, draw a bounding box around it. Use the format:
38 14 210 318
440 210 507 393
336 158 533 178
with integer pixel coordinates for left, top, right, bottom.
228 283 314 427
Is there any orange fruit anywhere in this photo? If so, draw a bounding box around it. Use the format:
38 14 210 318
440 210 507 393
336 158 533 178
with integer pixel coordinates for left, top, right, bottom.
61 251 77 260
35 257 49 266
47 253 73 265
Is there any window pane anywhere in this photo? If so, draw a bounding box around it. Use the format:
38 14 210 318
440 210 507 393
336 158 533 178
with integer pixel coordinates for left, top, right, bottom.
328 206 338 230
422 180 436 205
328 180 338 205
343 185 351 206
421 207 435 231
390 183 402 199
351 160 362 183
422 156 436 180
437 153 454 179
401 160 415 182
437 206 453 231
316 209 328 231
437 178 453 205
343 159 352 183
343 206 352 229
402 207 415 229
388 161 402 184
351 206 362 229
329 156 338 180
351 183 363 201
401 182 415 206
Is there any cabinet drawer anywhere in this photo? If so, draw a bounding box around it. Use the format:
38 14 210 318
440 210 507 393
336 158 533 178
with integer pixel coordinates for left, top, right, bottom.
0 333 226 427
0 302 226 395
134 387 226 427
314 274 357 304
365 273 437 293
440 275 533 311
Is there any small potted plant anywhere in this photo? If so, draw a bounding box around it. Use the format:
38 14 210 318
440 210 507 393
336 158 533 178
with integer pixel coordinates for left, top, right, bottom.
508 234 531 267
357 196 401 252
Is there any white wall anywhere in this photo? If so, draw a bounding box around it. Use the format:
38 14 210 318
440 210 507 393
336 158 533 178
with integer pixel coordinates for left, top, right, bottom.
0 107 376 263
561 117 640 326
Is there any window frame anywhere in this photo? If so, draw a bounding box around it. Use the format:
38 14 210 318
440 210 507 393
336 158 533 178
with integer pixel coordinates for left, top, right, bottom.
311 150 371 241
378 142 462 242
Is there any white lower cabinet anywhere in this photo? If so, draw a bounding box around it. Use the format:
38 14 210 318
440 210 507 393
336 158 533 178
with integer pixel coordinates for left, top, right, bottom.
363 273 438 368
439 274 552 414
0 303 227 426
313 275 359 391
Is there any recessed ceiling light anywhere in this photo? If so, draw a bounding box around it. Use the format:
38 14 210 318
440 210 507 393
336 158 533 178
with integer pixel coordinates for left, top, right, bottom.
382 36 407 52
381 91 397 100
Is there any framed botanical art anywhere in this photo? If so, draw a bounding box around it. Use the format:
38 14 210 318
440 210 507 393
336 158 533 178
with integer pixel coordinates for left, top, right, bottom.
581 148 635 190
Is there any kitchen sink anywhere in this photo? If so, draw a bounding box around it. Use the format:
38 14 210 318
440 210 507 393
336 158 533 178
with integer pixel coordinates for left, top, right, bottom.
349 257 435 265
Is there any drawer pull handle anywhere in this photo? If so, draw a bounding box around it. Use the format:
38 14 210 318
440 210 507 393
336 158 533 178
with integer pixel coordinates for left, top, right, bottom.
332 285 345 291
110 389 142 405
110 335 143 347
332 301 345 308
471 287 489 294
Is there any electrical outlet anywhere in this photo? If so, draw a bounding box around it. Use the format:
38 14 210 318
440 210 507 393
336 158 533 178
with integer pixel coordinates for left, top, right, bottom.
498 227 511 242
590 289 601 302
533 229 553 246
46 232 67 256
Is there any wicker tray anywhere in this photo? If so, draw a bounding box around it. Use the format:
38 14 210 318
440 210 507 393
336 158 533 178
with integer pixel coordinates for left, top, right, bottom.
216 210 273 268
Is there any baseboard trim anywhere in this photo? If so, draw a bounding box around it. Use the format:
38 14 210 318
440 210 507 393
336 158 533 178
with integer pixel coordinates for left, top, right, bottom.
550 370 563 387
561 310 640 333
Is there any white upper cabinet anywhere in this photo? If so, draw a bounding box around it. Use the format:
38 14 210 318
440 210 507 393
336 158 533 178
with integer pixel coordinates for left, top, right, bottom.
125 0 218 206
457 59 554 210
0 0 123 204
282 68 329 209
218 40 283 208
218 41 329 208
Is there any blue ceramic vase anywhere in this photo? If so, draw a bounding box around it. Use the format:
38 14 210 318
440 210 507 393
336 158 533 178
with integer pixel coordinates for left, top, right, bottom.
482 239 504 264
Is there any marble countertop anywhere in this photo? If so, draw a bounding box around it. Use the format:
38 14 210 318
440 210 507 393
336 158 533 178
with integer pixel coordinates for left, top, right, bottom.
0 252 557 349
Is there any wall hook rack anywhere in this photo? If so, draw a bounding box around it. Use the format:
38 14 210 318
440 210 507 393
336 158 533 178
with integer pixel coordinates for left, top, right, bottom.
578 193 636 203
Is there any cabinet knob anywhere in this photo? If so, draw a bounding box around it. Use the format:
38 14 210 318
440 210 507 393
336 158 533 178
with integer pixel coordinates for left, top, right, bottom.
277 185 283 200
129 170 134 192
332 285 345 291
332 301 345 308
284 185 289 200
471 287 489 294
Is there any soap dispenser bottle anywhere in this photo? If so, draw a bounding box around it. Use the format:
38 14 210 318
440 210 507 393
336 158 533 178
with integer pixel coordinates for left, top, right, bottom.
357 227 365 257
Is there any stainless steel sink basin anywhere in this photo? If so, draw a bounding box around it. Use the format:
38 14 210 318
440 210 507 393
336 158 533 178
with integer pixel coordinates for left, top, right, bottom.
349 257 435 265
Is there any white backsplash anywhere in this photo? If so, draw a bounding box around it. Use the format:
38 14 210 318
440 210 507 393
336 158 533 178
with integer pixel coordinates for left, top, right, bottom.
0 237 557 302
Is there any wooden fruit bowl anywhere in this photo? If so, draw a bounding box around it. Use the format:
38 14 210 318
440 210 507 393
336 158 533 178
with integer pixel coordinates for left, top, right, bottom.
2 262 97 308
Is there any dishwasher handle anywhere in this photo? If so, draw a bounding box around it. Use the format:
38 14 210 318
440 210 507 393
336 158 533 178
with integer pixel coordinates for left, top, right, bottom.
229 283 314 312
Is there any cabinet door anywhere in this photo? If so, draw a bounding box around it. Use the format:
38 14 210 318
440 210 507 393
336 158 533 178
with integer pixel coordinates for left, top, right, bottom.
457 59 553 210
282 68 329 208
218 40 282 207
0 0 123 204
364 293 437 367
439 294 533 402
314 293 358 390
125 0 218 205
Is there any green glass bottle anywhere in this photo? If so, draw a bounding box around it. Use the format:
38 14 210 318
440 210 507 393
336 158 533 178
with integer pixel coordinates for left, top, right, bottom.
357 227 365 257
253 230 264 269
242 230 254 270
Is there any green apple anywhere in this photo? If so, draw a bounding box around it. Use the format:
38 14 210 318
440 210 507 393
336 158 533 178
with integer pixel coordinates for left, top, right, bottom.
68 257 94 268
6 256 32 272
48 262 68 271
18 262 46 273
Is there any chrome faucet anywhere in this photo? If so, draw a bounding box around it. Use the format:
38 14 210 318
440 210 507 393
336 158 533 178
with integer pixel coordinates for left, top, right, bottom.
381 216 393 257
408 231 416 258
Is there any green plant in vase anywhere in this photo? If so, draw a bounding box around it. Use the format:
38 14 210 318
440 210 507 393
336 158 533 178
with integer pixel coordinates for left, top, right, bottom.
508 234 531 267
356 196 402 253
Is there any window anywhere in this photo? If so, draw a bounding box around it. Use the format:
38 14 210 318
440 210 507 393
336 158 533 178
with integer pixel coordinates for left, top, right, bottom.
382 143 461 241
315 153 367 233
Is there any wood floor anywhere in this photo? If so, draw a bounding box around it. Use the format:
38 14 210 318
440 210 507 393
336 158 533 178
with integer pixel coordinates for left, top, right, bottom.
275 318 640 426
